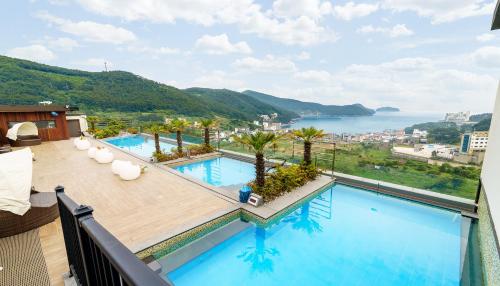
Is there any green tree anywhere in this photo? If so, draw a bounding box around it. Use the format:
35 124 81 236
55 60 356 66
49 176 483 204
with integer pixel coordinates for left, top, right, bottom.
293 127 325 165
171 118 191 154
428 127 461 144
232 131 278 188
199 118 218 148
146 124 164 154
86 116 99 133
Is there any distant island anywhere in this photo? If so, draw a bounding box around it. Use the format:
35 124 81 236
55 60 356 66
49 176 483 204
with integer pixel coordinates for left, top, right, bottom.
376 107 400 112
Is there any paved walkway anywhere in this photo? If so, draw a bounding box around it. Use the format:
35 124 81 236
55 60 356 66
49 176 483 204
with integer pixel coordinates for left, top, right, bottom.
30 139 235 285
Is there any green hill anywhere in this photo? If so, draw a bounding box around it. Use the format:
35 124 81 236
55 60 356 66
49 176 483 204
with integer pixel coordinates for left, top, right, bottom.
0 55 296 122
183 88 297 122
242 90 375 117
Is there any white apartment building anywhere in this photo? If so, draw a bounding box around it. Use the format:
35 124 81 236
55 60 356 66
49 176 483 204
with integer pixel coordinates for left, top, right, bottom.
444 111 470 124
460 131 489 154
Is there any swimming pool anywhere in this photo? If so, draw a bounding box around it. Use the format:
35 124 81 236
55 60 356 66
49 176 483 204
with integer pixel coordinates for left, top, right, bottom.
105 135 177 158
174 157 255 187
167 183 462 285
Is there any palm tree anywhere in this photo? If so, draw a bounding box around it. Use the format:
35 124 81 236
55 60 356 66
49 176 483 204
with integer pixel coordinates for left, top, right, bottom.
293 127 325 165
171 118 191 154
146 124 164 154
199 118 216 148
232 131 278 188
86 116 99 133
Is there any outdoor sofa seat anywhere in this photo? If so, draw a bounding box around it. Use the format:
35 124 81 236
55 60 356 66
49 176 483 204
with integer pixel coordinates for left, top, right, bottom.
0 189 59 238
0 147 59 238
10 135 42 147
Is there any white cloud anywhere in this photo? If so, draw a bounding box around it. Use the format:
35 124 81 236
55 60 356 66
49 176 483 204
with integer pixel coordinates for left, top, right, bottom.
126 45 180 57
296 51 311 60
357 24 414 37
195 34 252 55
471 46 500 68
272 0 332 19
239 15 338 46
36 11 136 44
294 70 332 82
75 0 337 46
6 44 55 62
233 55 296 73
272 57 497 112
47 37 79 51
382 0 496 24
476 33 495 42
332 2 379 21
192 70 245 90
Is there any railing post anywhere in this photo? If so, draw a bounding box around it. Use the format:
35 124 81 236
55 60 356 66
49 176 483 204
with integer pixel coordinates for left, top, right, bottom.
55 185 94 286
73 205 94 286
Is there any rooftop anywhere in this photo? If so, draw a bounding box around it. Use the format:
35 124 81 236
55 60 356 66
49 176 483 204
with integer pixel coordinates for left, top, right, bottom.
30 139 236 285
0 105 70 113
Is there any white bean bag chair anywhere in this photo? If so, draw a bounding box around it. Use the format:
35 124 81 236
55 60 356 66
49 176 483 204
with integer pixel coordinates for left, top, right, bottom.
111 160 132 175
75 138 91 150
87 147 97 159
95 149 114 164
119 164 141 181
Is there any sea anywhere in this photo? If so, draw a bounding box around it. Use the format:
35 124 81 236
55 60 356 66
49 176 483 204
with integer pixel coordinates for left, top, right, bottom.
289 112 443 134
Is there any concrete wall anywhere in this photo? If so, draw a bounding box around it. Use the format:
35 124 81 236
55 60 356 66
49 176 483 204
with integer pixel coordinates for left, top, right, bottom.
479 82 500 285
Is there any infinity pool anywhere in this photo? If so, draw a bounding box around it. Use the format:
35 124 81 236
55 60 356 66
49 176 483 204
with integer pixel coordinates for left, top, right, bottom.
174 157 255 187
167 184 462 286
105 135 177 158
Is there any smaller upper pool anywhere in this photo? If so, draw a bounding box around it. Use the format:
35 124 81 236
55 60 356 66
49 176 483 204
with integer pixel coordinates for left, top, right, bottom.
174 157 255 187
105 135 177 158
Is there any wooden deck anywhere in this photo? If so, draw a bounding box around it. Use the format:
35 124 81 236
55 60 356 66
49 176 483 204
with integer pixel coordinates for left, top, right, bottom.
31 139 236 285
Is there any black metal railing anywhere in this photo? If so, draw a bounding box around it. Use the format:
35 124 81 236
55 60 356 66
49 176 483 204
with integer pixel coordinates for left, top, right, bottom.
55 186 170 286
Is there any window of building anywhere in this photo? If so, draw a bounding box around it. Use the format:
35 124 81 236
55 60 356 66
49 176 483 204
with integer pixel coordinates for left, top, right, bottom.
8 120 56 129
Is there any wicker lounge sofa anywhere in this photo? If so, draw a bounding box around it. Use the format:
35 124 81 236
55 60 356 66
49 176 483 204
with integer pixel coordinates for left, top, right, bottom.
0 188 59 238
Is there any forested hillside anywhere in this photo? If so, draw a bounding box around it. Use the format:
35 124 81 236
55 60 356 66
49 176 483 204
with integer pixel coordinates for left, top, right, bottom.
243 90 375 116
0 55 295 122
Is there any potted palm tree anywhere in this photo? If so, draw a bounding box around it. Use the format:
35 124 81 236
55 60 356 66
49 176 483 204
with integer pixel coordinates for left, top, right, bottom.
146 124 164 154
293 127 325 166
232 131 278 189
171 118 190 154
199 118 217 150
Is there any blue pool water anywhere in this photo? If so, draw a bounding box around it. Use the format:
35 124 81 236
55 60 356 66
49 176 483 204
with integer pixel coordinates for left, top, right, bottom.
174 157 255 187
167 184 461 285
105 135 177 158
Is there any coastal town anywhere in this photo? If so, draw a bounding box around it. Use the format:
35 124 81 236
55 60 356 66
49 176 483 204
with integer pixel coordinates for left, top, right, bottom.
220 110 489 166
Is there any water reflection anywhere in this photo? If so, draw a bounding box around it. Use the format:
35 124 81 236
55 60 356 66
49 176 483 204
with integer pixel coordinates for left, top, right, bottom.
237 228 279 273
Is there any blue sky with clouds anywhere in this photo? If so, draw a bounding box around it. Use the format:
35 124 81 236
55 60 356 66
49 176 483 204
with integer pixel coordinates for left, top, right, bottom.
1 0 499 113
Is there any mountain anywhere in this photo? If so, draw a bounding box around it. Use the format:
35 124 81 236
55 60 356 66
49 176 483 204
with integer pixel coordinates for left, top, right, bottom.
0 55 295 122
469 113 492 122
376 107 399 112
473 118 491 131
183 88 298 122
242 90 375 117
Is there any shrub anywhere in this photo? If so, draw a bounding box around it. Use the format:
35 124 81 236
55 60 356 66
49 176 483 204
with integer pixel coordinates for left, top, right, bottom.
187 144 214 156
153 144 215 162
250 164 319 202
94 127 119 139
153 151 182 162
127 127 139 134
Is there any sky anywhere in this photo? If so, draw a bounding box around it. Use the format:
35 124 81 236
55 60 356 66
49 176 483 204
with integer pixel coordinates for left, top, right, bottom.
1 0 499 113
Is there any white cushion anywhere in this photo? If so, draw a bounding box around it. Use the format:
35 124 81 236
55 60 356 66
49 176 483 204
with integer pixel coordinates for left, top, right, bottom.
0 148 32 215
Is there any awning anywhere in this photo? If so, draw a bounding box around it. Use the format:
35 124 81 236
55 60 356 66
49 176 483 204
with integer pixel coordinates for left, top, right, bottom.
6 122 38 141
493 0 500 30
0 148 33 215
